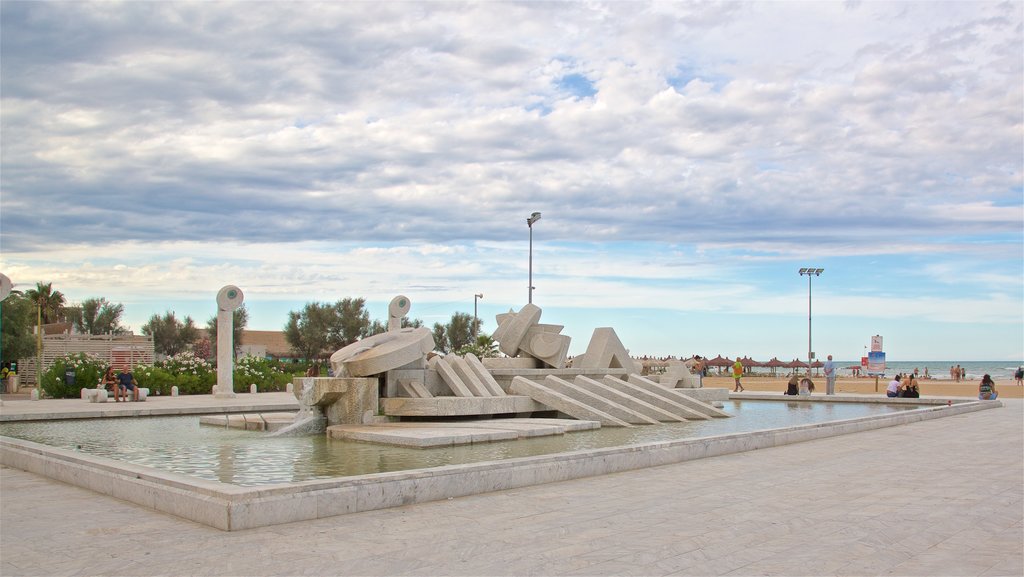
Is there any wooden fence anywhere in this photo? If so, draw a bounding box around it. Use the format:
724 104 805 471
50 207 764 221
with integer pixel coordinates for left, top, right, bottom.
17 333 155 385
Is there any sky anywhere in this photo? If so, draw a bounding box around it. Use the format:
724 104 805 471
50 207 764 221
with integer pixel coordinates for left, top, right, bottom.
1 1 1022 363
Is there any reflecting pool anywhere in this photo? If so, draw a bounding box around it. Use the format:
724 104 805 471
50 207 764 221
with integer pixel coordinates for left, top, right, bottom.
0 400 916 486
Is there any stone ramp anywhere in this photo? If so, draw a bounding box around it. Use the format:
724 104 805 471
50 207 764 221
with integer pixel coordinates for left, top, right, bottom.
573 376 689 423
509 375 717 424
624 375 732 418
326 417 599 448
543 375 659 425
198 412 298 432
601 376 712 420
509 376 632 427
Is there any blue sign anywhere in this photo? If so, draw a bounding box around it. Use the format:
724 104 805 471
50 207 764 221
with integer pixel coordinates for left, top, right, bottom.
867 351 886 375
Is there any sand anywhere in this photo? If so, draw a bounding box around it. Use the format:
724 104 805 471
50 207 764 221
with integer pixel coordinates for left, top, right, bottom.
697 375 1023 398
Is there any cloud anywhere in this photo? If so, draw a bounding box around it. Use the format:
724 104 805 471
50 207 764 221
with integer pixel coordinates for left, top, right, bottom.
1 1 1020 358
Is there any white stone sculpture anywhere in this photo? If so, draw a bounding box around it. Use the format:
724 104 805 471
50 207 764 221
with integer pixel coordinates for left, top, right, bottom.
491 305 571 368
388 295 411 332
215 285 244 398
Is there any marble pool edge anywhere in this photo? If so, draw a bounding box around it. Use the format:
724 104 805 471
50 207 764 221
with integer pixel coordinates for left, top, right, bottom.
0 399 1001 531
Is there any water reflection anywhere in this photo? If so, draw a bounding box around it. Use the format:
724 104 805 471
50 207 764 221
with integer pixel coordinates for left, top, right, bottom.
1 401 916 486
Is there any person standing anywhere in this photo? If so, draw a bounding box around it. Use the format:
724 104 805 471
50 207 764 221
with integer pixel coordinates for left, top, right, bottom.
732 358 744 392
1015 366 1023 387
823 354 837 395
692 355 704 388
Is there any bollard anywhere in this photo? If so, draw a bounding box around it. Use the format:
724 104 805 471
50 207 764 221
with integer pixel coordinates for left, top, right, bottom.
30 388 40 401
250 384 257 394
171 385 179 397
286 382 293 393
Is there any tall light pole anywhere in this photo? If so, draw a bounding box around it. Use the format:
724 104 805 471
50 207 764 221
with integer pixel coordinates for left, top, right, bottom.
798 268 824 376
473 293 483 338
527 212 541 304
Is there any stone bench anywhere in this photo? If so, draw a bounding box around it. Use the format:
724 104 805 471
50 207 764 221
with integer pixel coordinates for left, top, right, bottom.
82 386 149 403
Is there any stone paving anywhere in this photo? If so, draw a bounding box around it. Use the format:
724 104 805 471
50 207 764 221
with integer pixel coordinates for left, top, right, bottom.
1 398 1021 576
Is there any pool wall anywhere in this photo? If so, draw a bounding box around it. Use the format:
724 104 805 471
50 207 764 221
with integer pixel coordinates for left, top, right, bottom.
0 399 1000 531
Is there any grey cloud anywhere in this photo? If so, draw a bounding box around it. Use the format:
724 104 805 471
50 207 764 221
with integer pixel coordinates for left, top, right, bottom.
1 1 1020 256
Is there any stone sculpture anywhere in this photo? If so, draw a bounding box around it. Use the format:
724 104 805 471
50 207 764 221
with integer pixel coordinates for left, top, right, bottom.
215 285 244 398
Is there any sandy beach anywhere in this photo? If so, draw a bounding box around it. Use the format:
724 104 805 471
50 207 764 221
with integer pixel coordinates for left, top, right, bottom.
698 375 1023 398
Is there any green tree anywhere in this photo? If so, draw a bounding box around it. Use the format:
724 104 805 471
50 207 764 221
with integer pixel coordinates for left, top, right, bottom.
432 322 448 353
334 297 370 347
457 333 499 358
73 297 127 335
284 302 338 362
1 292 37 364
23 282 66 324
436 312 480 354
207 305 248 357
141 311 200 356
367 316 423 336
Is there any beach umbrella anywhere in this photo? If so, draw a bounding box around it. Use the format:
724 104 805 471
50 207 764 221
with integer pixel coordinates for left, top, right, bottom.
764 357 786 375
706 355 732 375
810 359 824 375
740 356 759 367
786 359 809 371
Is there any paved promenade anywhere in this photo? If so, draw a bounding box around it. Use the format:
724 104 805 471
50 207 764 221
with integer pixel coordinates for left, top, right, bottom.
1 397 1021 576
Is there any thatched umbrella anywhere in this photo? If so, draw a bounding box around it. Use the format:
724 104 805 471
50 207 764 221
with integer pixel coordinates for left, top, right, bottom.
786 359 809 372
706 355 732 374
764 357 786 375
810 359 824 375
739 356 760 374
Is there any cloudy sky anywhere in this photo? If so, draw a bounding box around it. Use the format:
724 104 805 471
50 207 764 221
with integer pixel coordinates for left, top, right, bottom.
2 1 1021 362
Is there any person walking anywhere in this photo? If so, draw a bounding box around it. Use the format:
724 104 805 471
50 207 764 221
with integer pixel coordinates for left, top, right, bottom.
732 358 745 392
823 354 837 395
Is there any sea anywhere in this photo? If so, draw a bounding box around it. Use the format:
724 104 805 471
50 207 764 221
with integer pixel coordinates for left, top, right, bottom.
831 360 1023 382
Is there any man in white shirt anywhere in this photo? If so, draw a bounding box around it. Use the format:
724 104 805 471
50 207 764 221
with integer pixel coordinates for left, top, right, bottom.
886 375 901 398
823 355 837 395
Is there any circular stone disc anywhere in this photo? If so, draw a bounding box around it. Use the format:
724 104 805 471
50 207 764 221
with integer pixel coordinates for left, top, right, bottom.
216 285 244 311
330 326 434 377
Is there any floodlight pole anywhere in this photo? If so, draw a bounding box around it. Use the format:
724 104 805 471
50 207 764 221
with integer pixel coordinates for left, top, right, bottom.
473 293 483 338
798 268 824 377
527 212 541 303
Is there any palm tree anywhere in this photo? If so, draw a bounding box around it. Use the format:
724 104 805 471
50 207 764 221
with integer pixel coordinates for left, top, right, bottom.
23 282 66 325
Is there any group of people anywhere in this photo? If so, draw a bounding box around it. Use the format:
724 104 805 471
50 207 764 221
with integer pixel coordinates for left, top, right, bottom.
950 365 967 382
99 365 140 402
783 373 815 396
885 374 921 398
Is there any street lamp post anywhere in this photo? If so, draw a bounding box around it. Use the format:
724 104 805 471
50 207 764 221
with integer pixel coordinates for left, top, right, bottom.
798 267 824 382
473 293 483 338
527 212 541 304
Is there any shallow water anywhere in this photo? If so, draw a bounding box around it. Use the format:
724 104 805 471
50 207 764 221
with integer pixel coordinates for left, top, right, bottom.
0 400 915 486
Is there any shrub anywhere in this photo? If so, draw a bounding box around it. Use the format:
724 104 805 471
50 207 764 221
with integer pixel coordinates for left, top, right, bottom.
134 352 216 395
233 355 292 393
40 352 107 399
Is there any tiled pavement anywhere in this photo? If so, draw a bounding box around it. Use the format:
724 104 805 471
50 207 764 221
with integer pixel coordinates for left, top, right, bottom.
1 399 1021 576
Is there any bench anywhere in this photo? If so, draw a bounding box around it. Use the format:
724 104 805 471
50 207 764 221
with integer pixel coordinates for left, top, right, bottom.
82 386 149 403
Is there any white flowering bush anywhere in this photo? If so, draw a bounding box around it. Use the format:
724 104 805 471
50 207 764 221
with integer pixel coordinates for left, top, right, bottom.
134 352 216 395
232 355 291 393
40 352 107 398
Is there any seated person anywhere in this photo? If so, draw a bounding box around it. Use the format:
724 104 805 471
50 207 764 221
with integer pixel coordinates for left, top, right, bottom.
886 375 902 397
900 376 920 398
99 366 118 397
116 365 139 402
978 374 998 400
784 374 799 395
798 377 814 395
